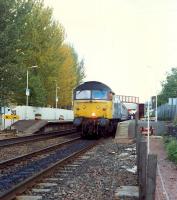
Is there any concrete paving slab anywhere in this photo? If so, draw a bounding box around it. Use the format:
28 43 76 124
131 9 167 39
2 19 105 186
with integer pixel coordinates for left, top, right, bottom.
32 188 51 193
16 195 42 200
44 178 58 181
115 186 139 199
37 182 58 187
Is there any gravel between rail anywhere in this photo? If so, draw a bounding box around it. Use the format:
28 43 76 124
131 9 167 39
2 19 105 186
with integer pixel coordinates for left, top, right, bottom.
0 133 79 162
0 139 96 199
23 138 137 200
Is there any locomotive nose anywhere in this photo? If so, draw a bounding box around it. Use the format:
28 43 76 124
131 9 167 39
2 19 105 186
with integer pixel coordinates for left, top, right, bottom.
91 112 96 117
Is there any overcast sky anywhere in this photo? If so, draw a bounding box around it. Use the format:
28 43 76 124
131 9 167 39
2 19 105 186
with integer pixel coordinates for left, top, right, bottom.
44 0 177 102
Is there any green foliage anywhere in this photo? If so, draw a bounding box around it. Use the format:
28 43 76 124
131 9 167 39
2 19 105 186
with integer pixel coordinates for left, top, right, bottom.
158 68 177 106
164 136 172 144
164 136 177 164
0 0 85 108
0 0 34 106
76 59 85 85
173 117 177 126
17 0 65 106
29 75 47 107
56 44 85 108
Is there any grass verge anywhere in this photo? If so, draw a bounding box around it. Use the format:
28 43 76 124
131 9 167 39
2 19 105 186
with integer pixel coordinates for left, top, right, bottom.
164 136 177 164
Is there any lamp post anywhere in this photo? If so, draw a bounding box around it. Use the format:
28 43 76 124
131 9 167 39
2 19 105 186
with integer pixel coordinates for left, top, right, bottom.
147 98 150 154
55 82 58 108
55 81 60 108
26 69 29 107
146 66 152 154
26 65 38 119
146 66 158 153
55 82 60 121
147 66 158 122
155 95 158 122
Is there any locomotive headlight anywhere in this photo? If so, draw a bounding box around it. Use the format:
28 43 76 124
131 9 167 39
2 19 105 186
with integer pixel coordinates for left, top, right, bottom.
91 112 96 117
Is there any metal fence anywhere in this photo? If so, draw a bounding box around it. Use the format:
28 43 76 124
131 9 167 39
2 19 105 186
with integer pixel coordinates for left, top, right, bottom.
157 102 177 138
158 103 177 121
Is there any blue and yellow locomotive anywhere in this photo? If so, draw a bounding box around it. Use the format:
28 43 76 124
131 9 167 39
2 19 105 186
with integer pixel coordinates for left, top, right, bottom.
73 81 128 138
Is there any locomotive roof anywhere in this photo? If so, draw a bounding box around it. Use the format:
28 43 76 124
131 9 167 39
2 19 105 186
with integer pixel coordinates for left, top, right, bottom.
74 81 112 92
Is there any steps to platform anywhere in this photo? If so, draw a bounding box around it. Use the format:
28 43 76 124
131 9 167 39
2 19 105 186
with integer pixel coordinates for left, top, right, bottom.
115 120 135 144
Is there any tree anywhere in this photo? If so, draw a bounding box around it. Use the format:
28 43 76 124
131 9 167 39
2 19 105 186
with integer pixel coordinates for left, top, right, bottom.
76 59 85 84
0 0 85 108
29 75 47 106
158 68 177 105
0 0 34 106
13 0 65 106
56 44 85 108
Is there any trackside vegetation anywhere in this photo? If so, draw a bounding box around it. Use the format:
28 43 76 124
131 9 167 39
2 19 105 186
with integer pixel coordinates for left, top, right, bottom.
158 68 177 106
164 136 177 165
0 0 85 108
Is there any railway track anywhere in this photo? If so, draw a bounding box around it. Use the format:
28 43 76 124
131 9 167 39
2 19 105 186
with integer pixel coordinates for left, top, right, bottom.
0 128 76 148
0 138 99 200
0 136 81 169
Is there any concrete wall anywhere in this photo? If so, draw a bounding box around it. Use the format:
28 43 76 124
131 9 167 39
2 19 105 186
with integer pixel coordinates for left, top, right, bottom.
0 106 74 130
15 106 74 120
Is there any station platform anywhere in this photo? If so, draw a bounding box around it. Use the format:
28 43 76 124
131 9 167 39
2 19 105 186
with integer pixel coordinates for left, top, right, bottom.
115 120 136 144
115 120 175 200
11 120 48 135
115 119 167 142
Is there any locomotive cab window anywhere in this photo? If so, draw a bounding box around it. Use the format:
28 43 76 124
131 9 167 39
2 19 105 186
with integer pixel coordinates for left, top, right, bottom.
76 90 91 99
92 90 107 100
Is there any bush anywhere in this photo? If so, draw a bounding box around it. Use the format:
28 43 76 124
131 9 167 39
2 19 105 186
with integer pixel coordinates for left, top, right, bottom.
164 136 172 144
165 137 177 164
173 117 177 125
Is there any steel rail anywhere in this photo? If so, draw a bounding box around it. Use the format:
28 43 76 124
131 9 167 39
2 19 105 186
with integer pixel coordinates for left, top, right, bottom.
0 140 99 200
0 136 81 168
0 128 76 148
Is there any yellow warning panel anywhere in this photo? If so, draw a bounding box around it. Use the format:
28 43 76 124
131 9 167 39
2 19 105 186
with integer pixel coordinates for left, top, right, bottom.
12 115 20 120
3 115 12 120
3 114 20 120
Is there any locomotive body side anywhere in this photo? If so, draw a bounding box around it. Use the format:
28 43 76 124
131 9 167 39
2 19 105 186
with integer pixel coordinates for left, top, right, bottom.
121 104 129 120
112 95 122 120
